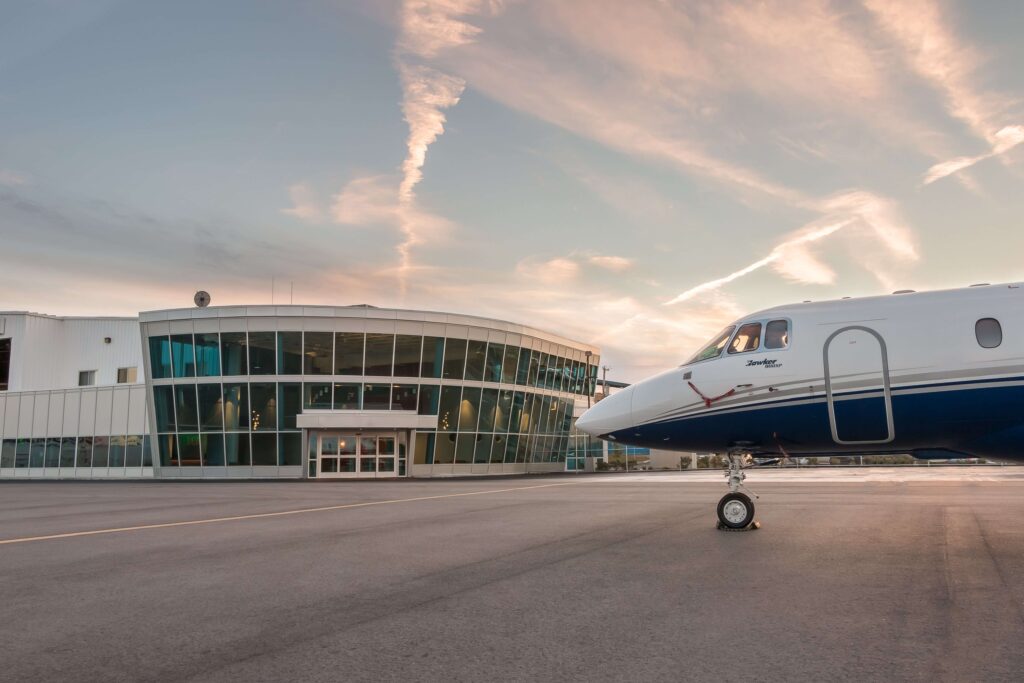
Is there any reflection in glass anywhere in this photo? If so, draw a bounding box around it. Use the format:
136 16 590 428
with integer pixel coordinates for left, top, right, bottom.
125 436 143 467
251 433 277 466
60 437 76 467
516 347 531 385
0 440 14 468
502 346 519 384
473 434 491 464
363 383 391 410
379 437 395 455
221 332 248 376
489 434 505 463
15 439 30 467
418 384 439 415
278 332 303 374
279 433 302 466
434 432 456 464
465 341 486 381
178 434 201 466
334 383 362 410
320 436 339 455
486 344 504 383
360 437 377 455
438 386 462 431
303 332 333 374
459 387 481 432
278 383 302 430
174 384 199 431
156 435 174 467
392 384 418 410
478 389 498 432
153 385 176 432
365 333 395 376
250 383 277 431
304 383 332 409
198 383 224 431
528 350 541 387
195 333 221 377
443 338 467 379
394 335 422 376
171 334 196 378
335 333 364 375
44 438 60 468
109 436 126 467
149 336 173 379
339 436 356 455
223 383 249 430
455 433 475 463
248 332 276 375
202 434 225 466
339 457 357 473
421 336 444 378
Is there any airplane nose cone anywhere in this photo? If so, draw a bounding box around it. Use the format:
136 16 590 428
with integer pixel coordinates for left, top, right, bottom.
576 386 634 437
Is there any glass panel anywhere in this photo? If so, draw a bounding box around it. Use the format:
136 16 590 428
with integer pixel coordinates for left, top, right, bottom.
394 335 422 377
279 433 302 466
976 318 1002 348
537 353 551 389
495 389 513 433
251 433 277 466
320 458 339 473
225 433 250 466
177 434 201 466
515 346 531 385
501 346 519 384
434 432 457 464
0 338 10 390
379 437 395 455
378 457 395 472
202 434 225 466
465 341 487 381
485 343 504 383
391 384 418 410
360 437 377 455
420 336 444 378
143 435 153 466
44 438 60 468
418 384 440 415
15 439 31 467
155 435 175 466
503 434 519 463
363 383 391 410
455 433 475 463
728 323 762 354
198 383 224 431
528 350 541 387
170 334 196 378
478 388 498 432
438 385 462 431
124 436 143 467
359 456 376 472
250 383 277 431
0 440 14 468
442 338 467 379
303 332 333 375
248 331 276 375
764 320 789 350
83 438 103 467
174 384 199 431
278 332 303 374
335 333 365 375
278 383 302 430
223 383 249 430
194 333 221 377
220 332 248 376
321 436 339 455
414 431 435 464
304 383 332 410
489 434 505 463
473 433 491 464
339 457 357 473
148 336 172 379
153 385 176 432
686 326 736 364
338 436 356 455
59 437 76 467
459 387 481 432
333 383 362 410
364 334 395 376
509 391 525 434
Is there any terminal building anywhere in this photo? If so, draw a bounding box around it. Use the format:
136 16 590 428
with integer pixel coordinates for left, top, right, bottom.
0 305 603 479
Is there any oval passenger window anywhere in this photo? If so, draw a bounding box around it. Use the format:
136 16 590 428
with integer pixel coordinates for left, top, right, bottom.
975 318 1002 348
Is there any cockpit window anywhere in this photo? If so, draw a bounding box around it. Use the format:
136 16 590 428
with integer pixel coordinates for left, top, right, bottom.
684 326 735 365
764 319 789 349
728 322 762 354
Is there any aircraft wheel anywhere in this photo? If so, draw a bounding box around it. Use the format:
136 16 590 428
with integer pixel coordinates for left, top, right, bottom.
717 492 755 529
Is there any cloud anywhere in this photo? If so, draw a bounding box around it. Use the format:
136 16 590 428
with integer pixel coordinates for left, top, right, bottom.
588 254 634 272
923 125 1024 185
332 175 401 225
398 0 486 59
281 183 324 223
0 169 28 187
515 256 580 285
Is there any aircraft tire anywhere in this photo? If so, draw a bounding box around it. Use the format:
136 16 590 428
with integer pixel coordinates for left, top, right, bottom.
717 492 755 529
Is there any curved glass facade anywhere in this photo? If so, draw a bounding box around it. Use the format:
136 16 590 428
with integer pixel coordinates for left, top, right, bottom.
144 312 599 478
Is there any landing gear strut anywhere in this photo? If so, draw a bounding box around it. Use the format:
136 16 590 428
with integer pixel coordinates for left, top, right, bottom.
716 452 758 530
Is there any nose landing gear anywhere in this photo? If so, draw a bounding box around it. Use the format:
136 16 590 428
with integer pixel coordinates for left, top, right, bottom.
717 452 759 530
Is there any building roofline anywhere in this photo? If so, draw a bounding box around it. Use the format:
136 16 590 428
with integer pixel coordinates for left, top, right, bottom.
0 311 139 321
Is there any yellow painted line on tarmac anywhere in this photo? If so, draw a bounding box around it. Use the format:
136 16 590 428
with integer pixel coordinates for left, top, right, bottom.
0 482 576 546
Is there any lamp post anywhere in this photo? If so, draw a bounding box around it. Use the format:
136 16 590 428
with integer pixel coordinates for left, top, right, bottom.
585 350 593 408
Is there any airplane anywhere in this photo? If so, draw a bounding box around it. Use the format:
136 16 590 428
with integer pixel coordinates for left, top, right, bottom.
575 282 1023 529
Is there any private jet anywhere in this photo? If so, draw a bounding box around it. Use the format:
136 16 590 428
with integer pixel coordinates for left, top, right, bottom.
575 283 1023 529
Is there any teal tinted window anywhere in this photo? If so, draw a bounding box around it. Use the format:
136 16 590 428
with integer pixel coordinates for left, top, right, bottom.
443 338 467 379
153 385 176 432
418 384 439 415
515 348 530 385
365 334 395 376
392 384 418 410
251 433 277 466
363 383 391 409
174 384 198 431
485 344 504 383
278 332 303 375
465 341 486 381
478 388 498 432
223 383 249 430
178 433 201 466
250 383 277 431
170 334 195 378
333 383 361 410
421 336 443 378
198 383 224 431
278 382 301 430
225 433 250 466
220 333 247 376
459 387 481 432
148 336 172 379
438 386 462 431
194 333 221 377
394 335 421 376
510 392 526 433
278 433 302 466
202 434 225 466
335 333 364 375
304 382 332 409
303 332 333 375
248 332 276 375
156 435 176 467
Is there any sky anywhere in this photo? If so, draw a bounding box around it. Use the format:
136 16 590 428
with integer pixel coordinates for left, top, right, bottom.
2 0 1024 382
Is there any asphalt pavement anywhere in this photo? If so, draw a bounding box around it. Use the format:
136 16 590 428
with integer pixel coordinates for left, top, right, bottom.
2 469 1024 682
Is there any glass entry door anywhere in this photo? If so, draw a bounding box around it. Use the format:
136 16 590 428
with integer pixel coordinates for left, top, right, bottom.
316 432 400 478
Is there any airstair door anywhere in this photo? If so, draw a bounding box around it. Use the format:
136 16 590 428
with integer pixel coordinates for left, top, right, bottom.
823 326 895 445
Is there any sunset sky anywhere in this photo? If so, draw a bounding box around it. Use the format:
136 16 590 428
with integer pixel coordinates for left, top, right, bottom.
2 0 1023 381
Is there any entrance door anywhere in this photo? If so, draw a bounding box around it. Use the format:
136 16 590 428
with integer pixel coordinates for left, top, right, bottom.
316 432 399 478
823 326 895 445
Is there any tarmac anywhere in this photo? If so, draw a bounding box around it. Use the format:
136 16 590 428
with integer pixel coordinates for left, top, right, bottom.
3 468 1024 681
